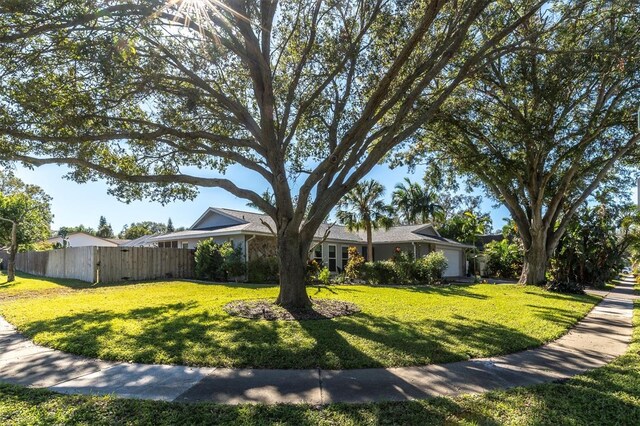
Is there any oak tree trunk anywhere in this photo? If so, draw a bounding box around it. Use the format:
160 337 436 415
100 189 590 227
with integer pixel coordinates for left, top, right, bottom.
518 235 548 285
275 229 312 309
7 222 16 283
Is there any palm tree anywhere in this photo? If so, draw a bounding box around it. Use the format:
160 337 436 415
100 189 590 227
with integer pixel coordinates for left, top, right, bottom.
336 180 393 262
392 178 444 225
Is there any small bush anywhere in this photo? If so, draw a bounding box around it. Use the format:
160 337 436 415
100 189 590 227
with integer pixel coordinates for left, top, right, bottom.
414 251 448 284
355 251 450 285
391 247 414 263
361 261 398 285
344 246 365 280
247 256 279 283
305 258 321 284
194 239 226 281
317 267 331 285
226 246 247 281
195 240 245 281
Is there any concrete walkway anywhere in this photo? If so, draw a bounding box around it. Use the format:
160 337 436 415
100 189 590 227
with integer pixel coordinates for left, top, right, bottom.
0 279 635 405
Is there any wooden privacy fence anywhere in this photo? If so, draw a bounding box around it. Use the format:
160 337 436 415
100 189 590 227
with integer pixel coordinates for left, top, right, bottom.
15 247 195 283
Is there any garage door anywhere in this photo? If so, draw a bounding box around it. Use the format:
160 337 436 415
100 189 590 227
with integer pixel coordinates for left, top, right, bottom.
441 249 461 277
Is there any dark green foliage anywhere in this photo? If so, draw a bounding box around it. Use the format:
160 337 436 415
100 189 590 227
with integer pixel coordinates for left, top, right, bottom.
361 261 398 285
415 252 449 282
194 240 244 282
484 239 523 279
0 171 52 248
58 225 96 237
96 216 114 238
360 252 448 285
246 257 279 284
391 178 444 225
549 202 638 290
225 246 247 282
119 222 168 240
438 211 492 246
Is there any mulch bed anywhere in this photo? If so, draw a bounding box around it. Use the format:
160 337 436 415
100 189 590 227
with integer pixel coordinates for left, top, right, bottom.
224 298 361 321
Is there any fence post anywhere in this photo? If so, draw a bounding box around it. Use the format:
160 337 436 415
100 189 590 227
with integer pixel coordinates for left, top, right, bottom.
95 247 101 284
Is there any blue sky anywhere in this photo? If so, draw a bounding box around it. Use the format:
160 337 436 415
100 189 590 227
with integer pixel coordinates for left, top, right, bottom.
12 162 521 235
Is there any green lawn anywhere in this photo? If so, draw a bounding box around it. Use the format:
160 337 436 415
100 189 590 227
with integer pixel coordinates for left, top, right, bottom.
0 272 94 300
0 273 598 369
0 303 636 426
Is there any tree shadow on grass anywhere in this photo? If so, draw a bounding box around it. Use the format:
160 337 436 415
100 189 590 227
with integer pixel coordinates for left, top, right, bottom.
402 284 489 299
525 303 594 327
12 300 571 370
523 289 599 304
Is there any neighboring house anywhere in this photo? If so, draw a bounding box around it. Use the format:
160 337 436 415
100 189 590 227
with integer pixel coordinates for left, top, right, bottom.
46 232 130 248
120 234 161 247
149 207 472 277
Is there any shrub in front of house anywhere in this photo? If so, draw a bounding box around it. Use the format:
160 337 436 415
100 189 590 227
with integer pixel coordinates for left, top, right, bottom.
195 240 244 281
225 245 247 282
414 251 448 283
317 266 331 285
361 260 399 284
344 246 365 280
247 256 279 283
359 251 449 285
305 258 321 285
390 248 415 284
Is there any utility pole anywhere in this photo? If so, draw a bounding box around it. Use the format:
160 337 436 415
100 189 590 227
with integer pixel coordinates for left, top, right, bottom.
0 217 17 282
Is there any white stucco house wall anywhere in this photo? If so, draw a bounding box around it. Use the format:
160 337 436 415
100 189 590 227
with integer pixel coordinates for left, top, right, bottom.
149 207 472 277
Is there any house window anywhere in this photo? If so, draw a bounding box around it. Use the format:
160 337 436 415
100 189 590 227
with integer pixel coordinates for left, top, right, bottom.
313 244 323 266
182 242 189 249
328 245 337 272
160 241 178 248
341 246 349 270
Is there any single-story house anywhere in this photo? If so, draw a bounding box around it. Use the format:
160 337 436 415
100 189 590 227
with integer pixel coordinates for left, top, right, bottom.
46 232 130 248
149 207 472 277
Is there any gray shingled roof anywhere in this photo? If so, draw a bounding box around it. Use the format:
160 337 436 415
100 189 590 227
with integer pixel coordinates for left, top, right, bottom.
361 224 475 248
152 207 470 248
218 208 363 242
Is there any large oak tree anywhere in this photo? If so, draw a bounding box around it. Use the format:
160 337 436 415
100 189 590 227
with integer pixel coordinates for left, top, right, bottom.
399 0 640 284
0 0 543 307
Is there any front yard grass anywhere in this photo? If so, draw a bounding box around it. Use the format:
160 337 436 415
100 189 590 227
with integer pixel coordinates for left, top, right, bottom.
0 304 636 425
0 272 92 300
0 273 598 369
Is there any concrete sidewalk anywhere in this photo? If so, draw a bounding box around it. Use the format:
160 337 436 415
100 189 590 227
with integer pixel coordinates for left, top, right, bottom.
0 279 634 405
